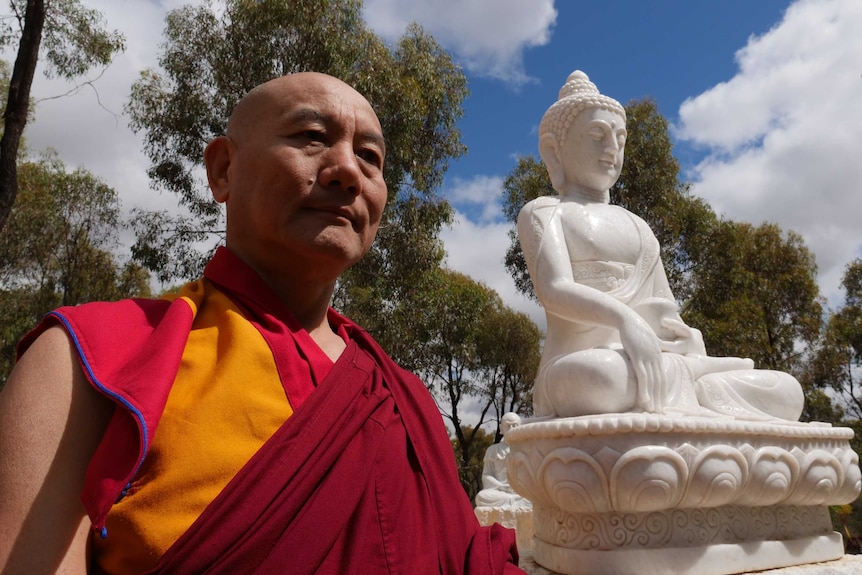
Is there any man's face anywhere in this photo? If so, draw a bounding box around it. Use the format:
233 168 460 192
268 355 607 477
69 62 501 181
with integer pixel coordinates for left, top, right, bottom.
213 73 388 279
560 107 626 194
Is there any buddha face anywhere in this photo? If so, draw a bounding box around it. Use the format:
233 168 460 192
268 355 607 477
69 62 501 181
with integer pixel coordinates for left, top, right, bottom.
558 107 627 194
500 413 521 435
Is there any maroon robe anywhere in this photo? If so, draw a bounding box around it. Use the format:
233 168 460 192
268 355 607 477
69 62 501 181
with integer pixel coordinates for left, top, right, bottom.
22 248 524 574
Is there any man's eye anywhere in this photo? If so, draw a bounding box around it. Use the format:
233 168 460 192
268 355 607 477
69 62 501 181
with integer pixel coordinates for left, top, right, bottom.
589 129 604 140
302 130 326 143
357 149 382 167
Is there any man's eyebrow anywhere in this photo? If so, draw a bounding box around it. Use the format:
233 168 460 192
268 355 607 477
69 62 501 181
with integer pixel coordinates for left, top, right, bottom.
359 131 387 155
284 108 329 124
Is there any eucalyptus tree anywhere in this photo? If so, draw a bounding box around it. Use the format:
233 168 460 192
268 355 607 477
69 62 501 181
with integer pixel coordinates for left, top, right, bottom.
804 259 862 421
0 0 124 231
0 155 149 383
684 221 823 374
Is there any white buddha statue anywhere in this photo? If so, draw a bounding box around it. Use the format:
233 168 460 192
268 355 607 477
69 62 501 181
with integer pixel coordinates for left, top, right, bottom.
475 413 531 509
518 71 805 421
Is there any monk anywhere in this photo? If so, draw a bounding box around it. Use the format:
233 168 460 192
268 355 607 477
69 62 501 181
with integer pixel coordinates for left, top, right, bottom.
518 71 805 422
0 73 523 574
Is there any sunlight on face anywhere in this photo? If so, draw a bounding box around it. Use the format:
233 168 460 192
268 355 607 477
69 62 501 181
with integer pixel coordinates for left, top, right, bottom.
560 107 627 194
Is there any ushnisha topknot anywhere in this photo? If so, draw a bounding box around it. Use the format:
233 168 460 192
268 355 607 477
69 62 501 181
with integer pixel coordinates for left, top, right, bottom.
539 70 626 146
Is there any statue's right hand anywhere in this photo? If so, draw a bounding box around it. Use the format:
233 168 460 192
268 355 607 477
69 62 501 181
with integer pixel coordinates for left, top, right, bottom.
619 316 664 413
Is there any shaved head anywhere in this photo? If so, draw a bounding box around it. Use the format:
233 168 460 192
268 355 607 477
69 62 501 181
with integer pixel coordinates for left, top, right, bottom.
226 73 382 148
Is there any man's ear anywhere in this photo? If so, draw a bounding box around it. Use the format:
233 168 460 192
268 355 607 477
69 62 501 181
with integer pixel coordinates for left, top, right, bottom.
538 133 563 191
204 136 233 204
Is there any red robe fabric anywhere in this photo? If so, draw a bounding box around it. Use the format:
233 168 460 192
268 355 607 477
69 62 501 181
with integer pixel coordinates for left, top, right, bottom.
19 248 524 575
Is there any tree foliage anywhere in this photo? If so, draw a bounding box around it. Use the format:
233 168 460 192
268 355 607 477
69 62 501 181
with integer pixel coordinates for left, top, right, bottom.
683 221 823 373
0 0 125 232
402 269 499 465
475 305 540 439
382 267 540 493
0 155 149 383
804 259 862 420
126 0 467 285
451 425 494 504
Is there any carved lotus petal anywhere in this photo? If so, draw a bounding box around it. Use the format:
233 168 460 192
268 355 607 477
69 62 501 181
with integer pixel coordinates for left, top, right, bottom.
737 447 798 506
538 447 610 514
681 445 748 508
610 446 687 512
787 449 843 505
836 448 862 503
507 450 545 505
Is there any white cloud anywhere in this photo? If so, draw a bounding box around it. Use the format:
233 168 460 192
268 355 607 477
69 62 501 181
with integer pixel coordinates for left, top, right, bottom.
446 175 504 222
440 210 545 332
675 0 862 306
362 0 557 85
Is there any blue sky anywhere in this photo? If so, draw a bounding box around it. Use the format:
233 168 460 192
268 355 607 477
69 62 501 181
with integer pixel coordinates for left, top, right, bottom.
362 0 862 328
9 0 862 331
448 1 793 180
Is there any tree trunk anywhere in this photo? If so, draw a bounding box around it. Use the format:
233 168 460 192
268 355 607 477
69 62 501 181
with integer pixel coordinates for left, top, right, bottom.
0 0 46 233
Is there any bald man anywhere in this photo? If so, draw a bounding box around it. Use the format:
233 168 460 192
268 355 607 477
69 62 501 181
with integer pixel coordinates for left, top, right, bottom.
0 73 523 575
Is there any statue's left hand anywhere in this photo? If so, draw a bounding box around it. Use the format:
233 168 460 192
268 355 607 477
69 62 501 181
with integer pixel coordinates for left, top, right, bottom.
658 318 707 356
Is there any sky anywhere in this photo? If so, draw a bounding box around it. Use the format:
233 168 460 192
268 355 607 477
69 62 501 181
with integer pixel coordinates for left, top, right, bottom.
5 0 862 333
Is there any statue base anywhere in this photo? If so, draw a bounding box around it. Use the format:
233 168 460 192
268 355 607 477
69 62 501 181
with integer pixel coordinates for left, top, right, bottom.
519 552 862 575
475 506 535 554
505 414 861 575
532 505 842 575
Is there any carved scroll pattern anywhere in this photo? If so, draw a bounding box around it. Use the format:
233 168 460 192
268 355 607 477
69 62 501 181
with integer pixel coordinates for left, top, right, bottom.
533 504 832 550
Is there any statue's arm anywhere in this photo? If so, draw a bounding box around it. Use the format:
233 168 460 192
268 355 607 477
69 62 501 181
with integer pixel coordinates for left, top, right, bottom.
518 201 666 412
517 202 629 325
481 457 513 492
0 326 114 574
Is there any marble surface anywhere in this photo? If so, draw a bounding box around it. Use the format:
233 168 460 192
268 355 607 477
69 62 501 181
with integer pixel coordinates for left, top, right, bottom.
475 506 534 554
519 554 862 575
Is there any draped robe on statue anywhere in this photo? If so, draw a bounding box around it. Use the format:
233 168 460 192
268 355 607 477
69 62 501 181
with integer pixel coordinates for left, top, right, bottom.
18 248 523 575
520 196 802 421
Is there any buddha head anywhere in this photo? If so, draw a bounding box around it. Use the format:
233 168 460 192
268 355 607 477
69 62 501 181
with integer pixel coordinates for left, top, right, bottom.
500 412 521 436
539 71 627 196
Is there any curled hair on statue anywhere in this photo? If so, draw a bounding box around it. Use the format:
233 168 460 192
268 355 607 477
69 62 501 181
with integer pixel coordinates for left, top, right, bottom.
539 70 626 147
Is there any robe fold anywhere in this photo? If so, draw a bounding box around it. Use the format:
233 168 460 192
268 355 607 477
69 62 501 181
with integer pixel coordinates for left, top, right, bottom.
19 247 523 574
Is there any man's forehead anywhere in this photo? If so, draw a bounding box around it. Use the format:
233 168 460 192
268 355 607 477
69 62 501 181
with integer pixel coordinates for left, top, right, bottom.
229 74 382 138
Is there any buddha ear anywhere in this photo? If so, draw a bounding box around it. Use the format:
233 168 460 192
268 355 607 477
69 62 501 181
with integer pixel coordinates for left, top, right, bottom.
539 133 563 191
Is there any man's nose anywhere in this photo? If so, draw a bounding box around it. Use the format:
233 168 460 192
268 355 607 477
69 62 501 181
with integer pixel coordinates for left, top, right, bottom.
319 142 361 195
